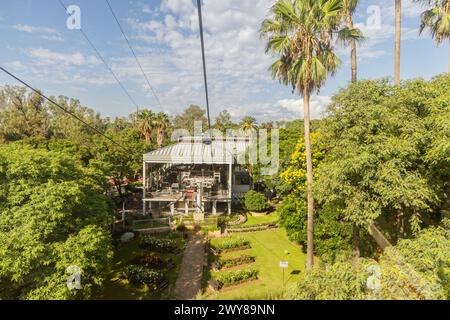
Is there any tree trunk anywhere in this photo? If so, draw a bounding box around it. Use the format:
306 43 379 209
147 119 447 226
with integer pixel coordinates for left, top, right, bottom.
303 90 314 272
395 0 401 85
347 13 357 82
352 224 360 265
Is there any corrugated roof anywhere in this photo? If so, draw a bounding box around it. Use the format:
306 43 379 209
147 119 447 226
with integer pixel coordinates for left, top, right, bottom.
143 137 252 164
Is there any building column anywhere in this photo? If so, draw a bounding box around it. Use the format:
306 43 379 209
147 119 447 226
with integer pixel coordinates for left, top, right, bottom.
185 201 189 215
212 201 217 215
170 203 175 216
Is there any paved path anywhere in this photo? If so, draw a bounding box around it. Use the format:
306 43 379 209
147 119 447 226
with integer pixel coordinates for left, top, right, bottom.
175 235 205 300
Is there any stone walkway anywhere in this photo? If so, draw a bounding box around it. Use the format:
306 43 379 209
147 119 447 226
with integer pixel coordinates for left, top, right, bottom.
175 234 205 300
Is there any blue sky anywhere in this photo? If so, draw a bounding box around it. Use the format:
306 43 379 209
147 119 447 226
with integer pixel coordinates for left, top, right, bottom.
0 0 448 122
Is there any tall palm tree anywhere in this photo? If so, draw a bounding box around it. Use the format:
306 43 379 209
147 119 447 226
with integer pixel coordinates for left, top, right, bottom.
260 0 343 271
415 0 450 72
339 0 364 82
137 109 155 145
154 112 170 148
395 0 402 85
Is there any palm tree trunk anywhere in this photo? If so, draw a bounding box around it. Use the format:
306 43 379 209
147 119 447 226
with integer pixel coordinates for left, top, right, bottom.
395 0 401 85
303 90 314 272
352 224 360 265
347 13 357 82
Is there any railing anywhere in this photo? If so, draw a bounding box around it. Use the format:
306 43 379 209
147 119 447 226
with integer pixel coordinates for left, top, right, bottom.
131 217 172 231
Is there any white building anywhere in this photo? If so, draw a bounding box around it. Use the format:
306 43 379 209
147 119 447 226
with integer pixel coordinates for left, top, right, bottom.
142 136 252 218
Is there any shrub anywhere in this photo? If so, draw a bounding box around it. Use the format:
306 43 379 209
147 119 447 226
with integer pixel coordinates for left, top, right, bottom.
139 236 177 252
212 237 250 251
217 255 255 269
245 190 269 212
131 252 165 268
215 269 259 288
121 265 163 286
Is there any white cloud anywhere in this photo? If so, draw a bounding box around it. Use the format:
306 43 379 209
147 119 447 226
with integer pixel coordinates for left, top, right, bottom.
227 95 331 122
13 24 64 41
27 48 99 66
14 24 58 34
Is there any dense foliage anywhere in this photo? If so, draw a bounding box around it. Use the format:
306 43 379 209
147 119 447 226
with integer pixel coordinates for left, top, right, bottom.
0 144 113 299
316 76 450 240
288 223 450 300
244 190 269 212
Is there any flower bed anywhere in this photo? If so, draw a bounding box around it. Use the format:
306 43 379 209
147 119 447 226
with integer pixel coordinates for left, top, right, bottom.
217 255 256 270
227 222 278 233
215 268 259 288
139 236 177 252
131 252 165 268
121 265 164 286
211 237 251 252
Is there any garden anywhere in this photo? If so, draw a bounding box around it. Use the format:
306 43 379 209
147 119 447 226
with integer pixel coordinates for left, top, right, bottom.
199 212 308 300
94 233 185 300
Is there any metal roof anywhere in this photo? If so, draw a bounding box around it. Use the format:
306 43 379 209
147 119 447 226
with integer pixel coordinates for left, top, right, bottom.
143 137 252 164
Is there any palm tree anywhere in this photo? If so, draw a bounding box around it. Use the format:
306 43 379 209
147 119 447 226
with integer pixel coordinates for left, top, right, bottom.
240 116 257 133
154 112 170 148
395 0 402 85
414 0 450 72
339 0 364 82
137 109 155 145
260 0 343 271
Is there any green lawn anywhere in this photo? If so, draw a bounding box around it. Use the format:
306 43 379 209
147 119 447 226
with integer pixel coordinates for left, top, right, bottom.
241 212 279 227
202 228 306 300
94 233 185 300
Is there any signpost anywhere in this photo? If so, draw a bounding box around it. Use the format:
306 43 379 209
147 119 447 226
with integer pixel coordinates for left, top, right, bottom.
280 260 288 290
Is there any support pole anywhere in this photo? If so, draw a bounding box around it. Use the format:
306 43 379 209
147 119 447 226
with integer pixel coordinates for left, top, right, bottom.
228 163 232 215
142 161 146 216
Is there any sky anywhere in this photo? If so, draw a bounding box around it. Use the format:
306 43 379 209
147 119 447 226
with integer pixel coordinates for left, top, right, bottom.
0 0 448 122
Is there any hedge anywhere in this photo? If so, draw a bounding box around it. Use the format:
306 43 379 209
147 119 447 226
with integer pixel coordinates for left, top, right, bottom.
212 237 251 251
217 255 256 269
215 268 259 288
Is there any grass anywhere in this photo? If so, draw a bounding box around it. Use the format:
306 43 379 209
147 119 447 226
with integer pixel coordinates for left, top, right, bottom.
202 228 306 300
94 233 185 300
241 212 279 227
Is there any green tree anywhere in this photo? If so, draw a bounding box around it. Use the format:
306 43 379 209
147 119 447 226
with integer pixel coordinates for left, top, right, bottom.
315 76 450 247
154 112 170 148
0 86 50 143
136 109 155 145
173 105 207 135
287 222 449 300
260 0 344 271
339 0 364 82
214 110 235 133
240 116 257 133
92 118 147 206
0 144 113 299
414 0 450 72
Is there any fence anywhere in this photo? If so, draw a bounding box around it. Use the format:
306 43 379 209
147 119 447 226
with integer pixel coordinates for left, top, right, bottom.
131 217 172 231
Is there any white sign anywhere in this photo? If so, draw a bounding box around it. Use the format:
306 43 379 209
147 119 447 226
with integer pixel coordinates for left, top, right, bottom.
279 261 288 268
